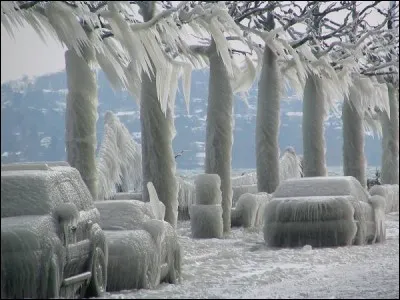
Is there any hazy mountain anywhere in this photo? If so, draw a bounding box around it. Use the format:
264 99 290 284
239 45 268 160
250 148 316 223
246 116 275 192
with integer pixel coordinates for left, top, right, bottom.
1 70 382 169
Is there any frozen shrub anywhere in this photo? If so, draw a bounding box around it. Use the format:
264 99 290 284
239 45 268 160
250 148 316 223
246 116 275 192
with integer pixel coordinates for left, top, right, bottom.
232 184 258 207
177 177 196 220
264 196 358 247
194 174 222 205
232 192 272 228
369 184 399 213
232 193 259 228
254 193 272 227
189 205 223 239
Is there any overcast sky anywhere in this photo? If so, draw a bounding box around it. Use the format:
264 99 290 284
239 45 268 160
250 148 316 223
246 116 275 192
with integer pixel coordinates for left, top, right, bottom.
0 1 393 84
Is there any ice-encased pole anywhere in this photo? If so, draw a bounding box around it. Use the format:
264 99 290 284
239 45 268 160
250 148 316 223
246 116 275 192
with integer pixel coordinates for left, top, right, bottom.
256 45 282 193
302 74 327 177
205 40 233 233
342 97 366 187
65 37 98 200
381 83 399 184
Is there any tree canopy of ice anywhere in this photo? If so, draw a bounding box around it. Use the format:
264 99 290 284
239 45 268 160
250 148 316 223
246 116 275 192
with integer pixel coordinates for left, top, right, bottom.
194 174 222 206
97 111 142 200
370 184 399 213
381 83 399 184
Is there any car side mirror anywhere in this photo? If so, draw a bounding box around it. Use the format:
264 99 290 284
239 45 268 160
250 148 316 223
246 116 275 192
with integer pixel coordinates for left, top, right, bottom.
54 202 79 222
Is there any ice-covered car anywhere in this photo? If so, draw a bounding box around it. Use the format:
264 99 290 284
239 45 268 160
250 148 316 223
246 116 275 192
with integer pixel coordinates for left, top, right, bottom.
264 176 386 248
94 200 182 292
1 163 108 299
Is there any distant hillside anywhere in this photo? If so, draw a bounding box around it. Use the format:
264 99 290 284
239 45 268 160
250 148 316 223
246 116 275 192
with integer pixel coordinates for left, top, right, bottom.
1 70 383 169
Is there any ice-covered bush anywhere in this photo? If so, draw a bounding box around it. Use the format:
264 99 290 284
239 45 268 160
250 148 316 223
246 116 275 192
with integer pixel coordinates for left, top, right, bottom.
97 111 142 200
189 205 223 239
177 177 196 220
194 174 222 205
232 184 258 207
231 192 271 228
231 193 259 228
369 184 399 213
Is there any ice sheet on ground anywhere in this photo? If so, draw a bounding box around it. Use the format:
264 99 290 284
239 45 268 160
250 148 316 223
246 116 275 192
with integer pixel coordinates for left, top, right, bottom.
100 213 399 299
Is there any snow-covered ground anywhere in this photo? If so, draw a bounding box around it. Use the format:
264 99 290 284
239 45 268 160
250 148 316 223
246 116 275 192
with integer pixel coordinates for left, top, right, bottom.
101 212 399 299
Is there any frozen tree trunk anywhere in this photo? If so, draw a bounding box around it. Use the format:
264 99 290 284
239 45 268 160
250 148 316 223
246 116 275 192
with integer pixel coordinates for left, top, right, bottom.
140 65 178 228
138 1 178 228
205 40 233 233
256 45 282 193
342 98 366 187
65 42 98 200
302 74 327 177
381 84 399 184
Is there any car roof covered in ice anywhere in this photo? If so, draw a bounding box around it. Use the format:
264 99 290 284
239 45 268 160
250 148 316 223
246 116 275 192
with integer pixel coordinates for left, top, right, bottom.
273 176 370 202
1 165 91 218
95 200 155 231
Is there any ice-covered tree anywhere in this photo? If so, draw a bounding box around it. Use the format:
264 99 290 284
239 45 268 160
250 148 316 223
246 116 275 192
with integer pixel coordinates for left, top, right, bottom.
377 0 400 184
231 1 312 193
97 111 142 200
1 1 114 199
178 2 258 232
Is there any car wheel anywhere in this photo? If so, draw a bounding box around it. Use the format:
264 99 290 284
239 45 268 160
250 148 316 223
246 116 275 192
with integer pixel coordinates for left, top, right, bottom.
86 247 107 297
47 255 60 299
